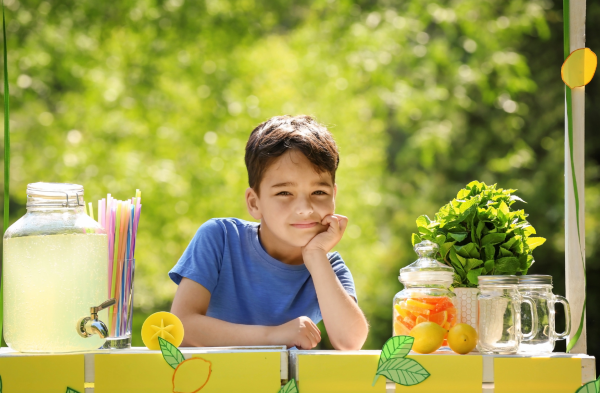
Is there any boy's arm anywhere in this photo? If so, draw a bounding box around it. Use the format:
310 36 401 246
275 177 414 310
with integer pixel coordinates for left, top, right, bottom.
171 277 322 349
302 214 369 351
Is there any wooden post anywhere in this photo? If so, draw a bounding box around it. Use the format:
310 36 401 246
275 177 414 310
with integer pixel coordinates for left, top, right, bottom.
565 0 587 354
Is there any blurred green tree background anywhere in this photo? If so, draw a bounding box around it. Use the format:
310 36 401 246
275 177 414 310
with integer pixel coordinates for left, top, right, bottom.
1 0 599 357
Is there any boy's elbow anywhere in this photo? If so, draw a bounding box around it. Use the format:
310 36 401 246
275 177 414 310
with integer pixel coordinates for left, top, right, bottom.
331 321 369 351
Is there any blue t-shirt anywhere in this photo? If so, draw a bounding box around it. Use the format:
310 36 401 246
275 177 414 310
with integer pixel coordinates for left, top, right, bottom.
169 218 357 326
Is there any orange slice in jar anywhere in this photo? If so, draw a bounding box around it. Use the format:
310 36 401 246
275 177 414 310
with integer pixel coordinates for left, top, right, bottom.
402 304 431 315
429 310 448 326
394 320 411 336
403 317 416 329
421 297 448 304
433 298 454 313
394 303 410 318
415 315 428 325
406 299 436 310
447 309 457 323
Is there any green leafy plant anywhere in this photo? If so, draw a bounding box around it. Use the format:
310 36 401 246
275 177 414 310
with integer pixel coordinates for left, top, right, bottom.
411 181 546 287
372 336 430 387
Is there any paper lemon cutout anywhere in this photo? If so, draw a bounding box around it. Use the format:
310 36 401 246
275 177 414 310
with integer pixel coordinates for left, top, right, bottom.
142 312 185 350
172 358 212 393
561 48 597 88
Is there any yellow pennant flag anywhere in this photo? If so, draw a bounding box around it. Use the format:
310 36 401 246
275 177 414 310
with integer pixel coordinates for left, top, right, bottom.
561 48 597 88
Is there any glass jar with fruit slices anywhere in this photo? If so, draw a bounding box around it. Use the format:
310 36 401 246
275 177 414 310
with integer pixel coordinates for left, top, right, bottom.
393 241 456 347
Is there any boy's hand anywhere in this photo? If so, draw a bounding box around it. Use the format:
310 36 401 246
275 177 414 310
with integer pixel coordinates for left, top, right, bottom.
302 214 348 255
272 316 321 349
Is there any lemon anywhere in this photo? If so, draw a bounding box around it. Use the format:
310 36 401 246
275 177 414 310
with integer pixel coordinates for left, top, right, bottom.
172 357 212 393
448 323 478 354
409 321 447 354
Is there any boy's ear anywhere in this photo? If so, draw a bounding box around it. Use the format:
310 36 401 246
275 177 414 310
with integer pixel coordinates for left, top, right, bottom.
245 187 262 220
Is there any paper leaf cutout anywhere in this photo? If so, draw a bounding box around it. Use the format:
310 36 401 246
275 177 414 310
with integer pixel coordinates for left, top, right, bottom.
0 375 2 393
562 48 597 88
374 358 430 386
379 336 414 367
65 388 81 393
158 336 185 369
575 376 600 393
279 379 299 393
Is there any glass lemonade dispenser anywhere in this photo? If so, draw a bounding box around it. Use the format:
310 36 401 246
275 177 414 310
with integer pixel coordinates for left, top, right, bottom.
3 183 111 352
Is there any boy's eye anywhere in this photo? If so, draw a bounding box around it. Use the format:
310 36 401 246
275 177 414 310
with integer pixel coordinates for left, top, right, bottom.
276 191 292 196
313 190 328 195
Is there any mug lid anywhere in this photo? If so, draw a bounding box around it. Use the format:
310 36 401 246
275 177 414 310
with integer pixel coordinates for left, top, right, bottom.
478 275 518 285
517 275 552 285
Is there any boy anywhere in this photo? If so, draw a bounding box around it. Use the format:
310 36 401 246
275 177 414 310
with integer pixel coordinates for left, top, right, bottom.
169 115 369 350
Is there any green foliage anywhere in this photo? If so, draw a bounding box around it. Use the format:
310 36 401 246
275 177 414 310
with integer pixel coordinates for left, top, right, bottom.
158 337 185 369
411 181 546 287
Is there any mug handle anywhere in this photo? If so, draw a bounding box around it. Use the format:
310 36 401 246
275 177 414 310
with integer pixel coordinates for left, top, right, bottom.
520 295 538 342
554 295 571 340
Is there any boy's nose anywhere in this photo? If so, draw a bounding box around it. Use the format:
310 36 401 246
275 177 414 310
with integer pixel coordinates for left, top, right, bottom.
295 195 314 215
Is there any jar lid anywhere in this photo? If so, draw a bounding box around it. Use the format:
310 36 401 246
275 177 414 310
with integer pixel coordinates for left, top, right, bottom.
478 275 518 285
517 275 552 285
399 241 454 284
27 182 85 208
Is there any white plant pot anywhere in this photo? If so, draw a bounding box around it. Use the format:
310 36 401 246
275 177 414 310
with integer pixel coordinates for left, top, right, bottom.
453 287 479 331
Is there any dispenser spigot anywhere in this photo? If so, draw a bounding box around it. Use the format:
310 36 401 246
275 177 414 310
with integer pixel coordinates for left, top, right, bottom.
76 298 116 339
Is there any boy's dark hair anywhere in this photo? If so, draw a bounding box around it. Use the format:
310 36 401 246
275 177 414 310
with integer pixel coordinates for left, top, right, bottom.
245 115 339 193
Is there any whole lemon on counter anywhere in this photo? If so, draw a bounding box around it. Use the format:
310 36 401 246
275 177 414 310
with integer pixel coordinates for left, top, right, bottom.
409 322 447 354
448 323 478 354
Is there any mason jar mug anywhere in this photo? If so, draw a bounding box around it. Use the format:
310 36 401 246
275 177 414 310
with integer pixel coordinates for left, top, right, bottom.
477 276 538 354
517 275 571 353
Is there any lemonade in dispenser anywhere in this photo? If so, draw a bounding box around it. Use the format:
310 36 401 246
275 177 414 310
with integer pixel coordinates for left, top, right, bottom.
3 183 112 352
393 241 457 345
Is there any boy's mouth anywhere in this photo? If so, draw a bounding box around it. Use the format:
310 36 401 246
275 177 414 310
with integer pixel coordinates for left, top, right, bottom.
291 222 318 229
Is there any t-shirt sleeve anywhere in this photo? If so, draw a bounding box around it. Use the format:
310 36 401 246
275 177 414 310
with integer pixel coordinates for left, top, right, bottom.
168 219 225 293
328 252 358 303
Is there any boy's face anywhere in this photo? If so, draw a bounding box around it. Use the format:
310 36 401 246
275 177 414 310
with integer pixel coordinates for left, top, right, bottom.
246 150 336 249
